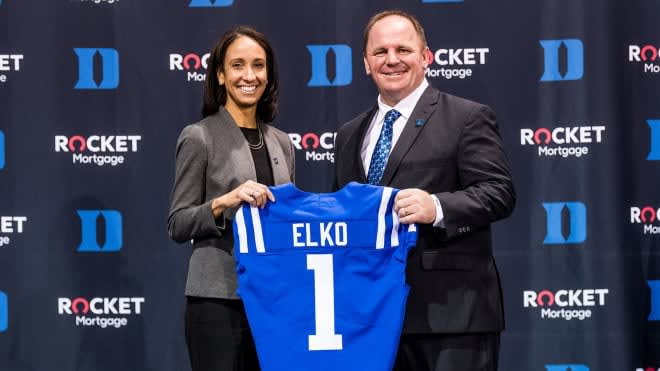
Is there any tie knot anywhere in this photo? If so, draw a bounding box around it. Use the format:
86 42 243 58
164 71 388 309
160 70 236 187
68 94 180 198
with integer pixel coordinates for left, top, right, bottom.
384 109 401 127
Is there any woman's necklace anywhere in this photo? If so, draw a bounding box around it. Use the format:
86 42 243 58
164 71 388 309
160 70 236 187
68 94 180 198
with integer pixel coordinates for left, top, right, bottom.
246 124 264 150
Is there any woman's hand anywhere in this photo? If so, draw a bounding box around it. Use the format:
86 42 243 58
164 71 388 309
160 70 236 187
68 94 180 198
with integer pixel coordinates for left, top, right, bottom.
211 180 275 218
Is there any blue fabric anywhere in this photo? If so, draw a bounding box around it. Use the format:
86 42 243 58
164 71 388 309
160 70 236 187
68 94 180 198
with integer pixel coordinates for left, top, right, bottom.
233 182 417 371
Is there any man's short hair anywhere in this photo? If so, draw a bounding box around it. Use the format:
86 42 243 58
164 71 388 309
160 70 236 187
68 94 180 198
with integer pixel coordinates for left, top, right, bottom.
362 10 428 53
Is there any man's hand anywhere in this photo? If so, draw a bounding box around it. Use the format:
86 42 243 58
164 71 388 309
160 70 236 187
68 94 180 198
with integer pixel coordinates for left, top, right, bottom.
394 188 436 224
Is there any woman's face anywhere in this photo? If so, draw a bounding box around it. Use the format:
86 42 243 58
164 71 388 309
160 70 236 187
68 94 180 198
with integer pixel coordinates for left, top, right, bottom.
217 36 268 111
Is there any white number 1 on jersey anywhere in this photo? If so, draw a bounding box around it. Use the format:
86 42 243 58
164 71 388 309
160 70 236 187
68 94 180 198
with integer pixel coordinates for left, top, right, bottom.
306 254 343 351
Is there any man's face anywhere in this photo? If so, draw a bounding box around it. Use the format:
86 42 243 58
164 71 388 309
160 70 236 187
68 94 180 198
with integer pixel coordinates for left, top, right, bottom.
363 15 431 106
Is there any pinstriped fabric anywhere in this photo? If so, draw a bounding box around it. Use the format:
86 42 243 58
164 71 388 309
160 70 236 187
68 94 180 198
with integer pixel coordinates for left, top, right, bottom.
376 187 393 249
235 207 248 253
234 205 266 253
391 206 400 247
249 206 265 253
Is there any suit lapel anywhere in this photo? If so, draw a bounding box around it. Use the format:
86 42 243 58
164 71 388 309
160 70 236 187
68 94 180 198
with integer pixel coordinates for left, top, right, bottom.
262 125 290 185
355 106 378 183
214 107 257 184
379 87 439 186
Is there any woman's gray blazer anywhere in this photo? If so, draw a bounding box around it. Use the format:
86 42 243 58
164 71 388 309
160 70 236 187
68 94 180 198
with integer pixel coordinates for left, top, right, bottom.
168 107 295 299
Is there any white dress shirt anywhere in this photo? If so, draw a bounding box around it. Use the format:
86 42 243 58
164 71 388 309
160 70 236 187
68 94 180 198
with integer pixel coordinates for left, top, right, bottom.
360 79 445 226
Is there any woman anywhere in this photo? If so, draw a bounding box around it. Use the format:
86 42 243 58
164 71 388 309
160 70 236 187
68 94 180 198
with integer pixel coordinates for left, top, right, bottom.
167 26 295 371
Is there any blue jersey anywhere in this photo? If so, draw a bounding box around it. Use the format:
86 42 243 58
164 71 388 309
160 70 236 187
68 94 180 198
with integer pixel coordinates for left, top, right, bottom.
233 182 417 371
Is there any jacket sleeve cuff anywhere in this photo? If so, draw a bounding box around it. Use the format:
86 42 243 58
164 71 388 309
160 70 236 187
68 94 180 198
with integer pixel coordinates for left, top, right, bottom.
431 194 445 228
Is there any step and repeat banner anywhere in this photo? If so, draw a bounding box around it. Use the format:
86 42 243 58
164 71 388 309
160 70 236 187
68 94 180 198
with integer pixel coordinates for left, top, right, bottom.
1 0 659 370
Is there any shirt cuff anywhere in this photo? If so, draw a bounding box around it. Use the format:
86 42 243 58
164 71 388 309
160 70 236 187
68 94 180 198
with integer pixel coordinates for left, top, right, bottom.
431 195 445 227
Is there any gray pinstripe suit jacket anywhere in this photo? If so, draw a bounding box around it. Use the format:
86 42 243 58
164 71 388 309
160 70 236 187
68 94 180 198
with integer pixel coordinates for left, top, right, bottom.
168 107 295 299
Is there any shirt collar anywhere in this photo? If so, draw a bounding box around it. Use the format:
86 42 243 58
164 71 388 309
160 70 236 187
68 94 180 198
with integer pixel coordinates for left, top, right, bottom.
376 79 429 120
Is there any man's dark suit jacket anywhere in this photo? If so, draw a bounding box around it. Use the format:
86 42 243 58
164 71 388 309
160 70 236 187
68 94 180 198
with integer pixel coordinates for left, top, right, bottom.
335 86 515 334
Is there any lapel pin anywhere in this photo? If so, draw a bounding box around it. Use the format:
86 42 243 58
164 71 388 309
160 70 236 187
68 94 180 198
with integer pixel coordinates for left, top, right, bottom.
415 119 425 127
274 157 279 165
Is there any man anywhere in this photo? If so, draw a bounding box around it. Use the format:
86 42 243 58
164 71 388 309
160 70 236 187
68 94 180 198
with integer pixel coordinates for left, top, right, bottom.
334 10 516 371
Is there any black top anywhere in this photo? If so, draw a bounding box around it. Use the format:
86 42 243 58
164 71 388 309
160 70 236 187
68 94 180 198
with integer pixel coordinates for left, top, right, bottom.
240 126 274 186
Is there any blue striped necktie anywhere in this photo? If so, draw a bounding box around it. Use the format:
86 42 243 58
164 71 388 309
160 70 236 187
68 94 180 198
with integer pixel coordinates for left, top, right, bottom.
367 109 402 185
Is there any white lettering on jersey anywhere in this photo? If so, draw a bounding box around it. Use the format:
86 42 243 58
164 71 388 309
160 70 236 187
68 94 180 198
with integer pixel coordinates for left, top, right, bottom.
293 222 348 247
307 254 343 351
